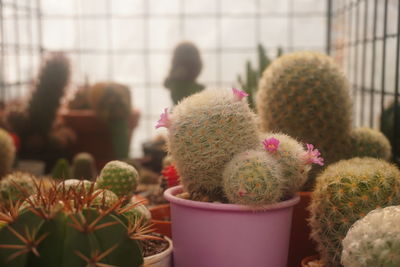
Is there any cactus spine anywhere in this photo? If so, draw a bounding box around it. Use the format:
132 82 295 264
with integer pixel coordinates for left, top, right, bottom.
309 157 400 267
167 89 260 201
95 161 139 198
341 205 400 267
0 129 15 178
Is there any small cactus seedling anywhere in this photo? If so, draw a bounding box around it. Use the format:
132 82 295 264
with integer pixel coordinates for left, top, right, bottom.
341 205 400 267
0 129 16 178
222 150 283 206
96 161 139 198
309 157 400 267
0 172 36 207
71 152 97 181
0 180 154 267
350 127 392 160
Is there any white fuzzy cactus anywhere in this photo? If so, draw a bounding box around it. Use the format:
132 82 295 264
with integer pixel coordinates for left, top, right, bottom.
341 205 400 267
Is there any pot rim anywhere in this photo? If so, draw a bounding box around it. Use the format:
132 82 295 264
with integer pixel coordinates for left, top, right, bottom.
164 185 300 212
143 236 173 264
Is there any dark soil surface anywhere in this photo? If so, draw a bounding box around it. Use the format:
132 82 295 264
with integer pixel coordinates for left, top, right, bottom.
141 233 170 257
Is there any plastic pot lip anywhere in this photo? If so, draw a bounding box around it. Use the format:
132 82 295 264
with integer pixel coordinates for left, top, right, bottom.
164 185 300 212
143 236 173 264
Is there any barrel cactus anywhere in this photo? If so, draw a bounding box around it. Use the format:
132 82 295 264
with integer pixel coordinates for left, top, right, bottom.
95 161 139 198
164 88 260 201
341 205 400 267
71 152 97 181
0 183 151 267
0 129 15 178
0 172 36 206
222 150 283 206
350 127 391 160
309 157 400 267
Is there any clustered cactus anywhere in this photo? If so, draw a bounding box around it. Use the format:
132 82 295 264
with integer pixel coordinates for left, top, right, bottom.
0 181 151 267
309 157 400 267
71 152 97 181
0 129 15 178
159 88 322 204
95 160 139 198
164 41 205 105
256 51 391 187
0 172 36 206
341 205 400 267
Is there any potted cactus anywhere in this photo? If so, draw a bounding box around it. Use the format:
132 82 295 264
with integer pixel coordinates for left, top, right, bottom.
0 128 16 178
157 88 322 267
341 205 400 266
303 157 400 267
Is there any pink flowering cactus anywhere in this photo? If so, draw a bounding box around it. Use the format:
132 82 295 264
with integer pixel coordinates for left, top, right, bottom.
303 144 324 166
155 108 171 129
263 137 280 153
238 185 248 197
232 88 249 101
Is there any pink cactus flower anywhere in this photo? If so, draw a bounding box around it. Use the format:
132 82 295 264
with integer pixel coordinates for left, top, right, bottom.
303 144 324 166
155 108 171 129
238 186 247 197
232 88 249 101
263 137 280 153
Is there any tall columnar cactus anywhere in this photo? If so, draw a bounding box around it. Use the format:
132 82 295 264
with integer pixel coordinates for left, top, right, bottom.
257 51 352 168
164 41 205 104
95 161 139 198
165 88 260 201
309 157 400 267
350 127 392 160
222 150 283 206
341 205 400 267
71 152 97 181
0 183 150 267
237 45 282 109
0 172 36 206
89 82 132 159
0 129 15 178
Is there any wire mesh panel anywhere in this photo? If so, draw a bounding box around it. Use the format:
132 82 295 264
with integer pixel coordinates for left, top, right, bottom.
1 0 326 157
329 0 400 163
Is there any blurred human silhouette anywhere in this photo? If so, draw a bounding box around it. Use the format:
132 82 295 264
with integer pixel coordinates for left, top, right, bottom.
164 41 205 105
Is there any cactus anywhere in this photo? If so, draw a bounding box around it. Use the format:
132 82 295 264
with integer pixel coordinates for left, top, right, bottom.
350 127 392 160
164 41 205 104
166 89 260 201
262 133 312 196
89 82 132 159
222 150 283 206
51 158 71 180
123 203 151 225
309 157 400 267
0 129 15 178
91 189 118 208
380 101 400 162
341 205 400 267
57 179 93 192
95 161 139 198
0 172 36 206
0 182 151 267
257 51 352 168
71 152 97 181
237 45 282 109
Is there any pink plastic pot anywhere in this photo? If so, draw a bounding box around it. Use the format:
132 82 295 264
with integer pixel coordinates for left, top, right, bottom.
164 185 300 267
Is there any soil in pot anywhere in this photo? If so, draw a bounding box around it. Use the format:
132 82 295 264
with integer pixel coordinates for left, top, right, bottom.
142 233 173 267
141 233 170 257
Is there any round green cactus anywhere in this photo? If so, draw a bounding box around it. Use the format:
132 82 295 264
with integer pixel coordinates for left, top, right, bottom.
167 88 260 201
309 157 400 267
222 150 283 206
57 179 93 192
0 129 15 178
341 205 400 267
0 172 36 205
71 152 97 181
96 161 139 198
350 127 392 160
91 189 118 208
262 133 311 196
123 203 151 225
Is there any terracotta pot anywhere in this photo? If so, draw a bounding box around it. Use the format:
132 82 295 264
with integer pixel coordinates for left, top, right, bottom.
143 236 173 267
301 255 321 267
287 191 318 267
60 109 140 169
149 204 172 238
